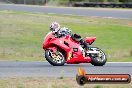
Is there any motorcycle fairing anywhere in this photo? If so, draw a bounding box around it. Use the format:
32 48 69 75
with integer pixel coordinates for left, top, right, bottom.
43 32 91 64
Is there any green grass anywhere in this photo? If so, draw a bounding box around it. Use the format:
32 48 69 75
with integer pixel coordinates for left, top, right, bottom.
0 77 131 88
0 10 132 61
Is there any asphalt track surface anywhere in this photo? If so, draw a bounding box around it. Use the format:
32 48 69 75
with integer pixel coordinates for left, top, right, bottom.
0 61 132 77
0 4 132 19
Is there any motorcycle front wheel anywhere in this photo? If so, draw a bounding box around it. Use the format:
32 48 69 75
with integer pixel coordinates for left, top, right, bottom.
90 47 107 66
45 49 65 66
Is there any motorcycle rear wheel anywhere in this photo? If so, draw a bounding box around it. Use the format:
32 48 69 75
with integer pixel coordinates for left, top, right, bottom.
45 49 65 66
90 47 107 66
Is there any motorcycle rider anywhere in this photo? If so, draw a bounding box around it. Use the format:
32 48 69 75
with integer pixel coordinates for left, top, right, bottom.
50 22 90 50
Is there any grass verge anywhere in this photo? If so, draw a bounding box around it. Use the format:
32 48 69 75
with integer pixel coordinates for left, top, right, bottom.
0 10 132 61
0 77 131 88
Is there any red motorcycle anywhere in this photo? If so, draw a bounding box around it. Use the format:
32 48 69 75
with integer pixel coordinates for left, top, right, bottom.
43 32 107 66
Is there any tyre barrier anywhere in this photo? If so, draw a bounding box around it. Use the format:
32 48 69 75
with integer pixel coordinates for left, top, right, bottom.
73 2 132 8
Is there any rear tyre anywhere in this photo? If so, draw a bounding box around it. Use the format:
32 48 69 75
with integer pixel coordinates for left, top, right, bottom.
45 49 65 66
90 47 107 66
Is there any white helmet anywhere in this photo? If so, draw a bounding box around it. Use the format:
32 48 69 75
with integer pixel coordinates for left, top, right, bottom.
50 22 60 32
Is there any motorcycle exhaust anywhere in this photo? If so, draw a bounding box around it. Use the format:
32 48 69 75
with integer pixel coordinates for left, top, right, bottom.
87 50 99 54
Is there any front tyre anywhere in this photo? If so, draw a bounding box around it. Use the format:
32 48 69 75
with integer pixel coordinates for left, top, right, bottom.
45 49 65 66
90 47 107 66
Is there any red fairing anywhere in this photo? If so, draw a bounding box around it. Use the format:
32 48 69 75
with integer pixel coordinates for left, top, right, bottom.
43 32 92 64
43 32 54 49
84 37 96 45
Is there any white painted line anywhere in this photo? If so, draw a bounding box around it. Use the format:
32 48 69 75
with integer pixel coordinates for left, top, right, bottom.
40 61 132 64
48 12 130 20
107 62 132 63
39 61 132 63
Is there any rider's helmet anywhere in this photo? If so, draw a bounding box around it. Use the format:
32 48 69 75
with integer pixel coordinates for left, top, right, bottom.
50 22 60 33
